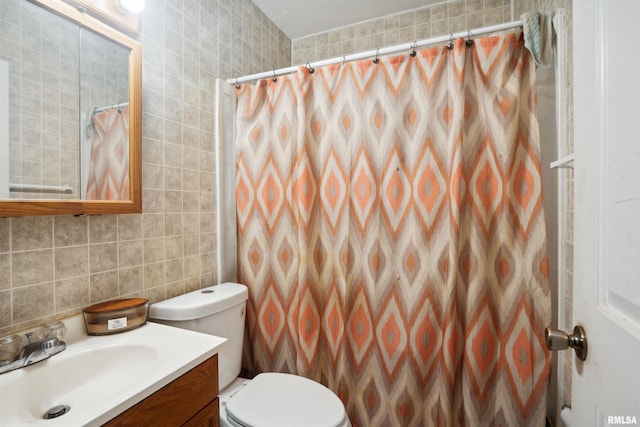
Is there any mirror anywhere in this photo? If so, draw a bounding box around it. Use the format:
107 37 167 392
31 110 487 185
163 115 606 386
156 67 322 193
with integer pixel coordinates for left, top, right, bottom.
0 0 141 216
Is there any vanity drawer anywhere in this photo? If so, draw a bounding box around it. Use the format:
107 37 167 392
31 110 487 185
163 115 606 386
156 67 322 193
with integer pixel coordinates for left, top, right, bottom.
103 354 218 426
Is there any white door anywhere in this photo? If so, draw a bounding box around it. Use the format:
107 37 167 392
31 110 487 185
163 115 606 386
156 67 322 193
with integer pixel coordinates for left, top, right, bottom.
572 0 640 425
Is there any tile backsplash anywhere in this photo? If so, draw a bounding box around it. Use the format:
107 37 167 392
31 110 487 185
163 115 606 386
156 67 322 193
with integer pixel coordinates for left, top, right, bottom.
0 0 291 336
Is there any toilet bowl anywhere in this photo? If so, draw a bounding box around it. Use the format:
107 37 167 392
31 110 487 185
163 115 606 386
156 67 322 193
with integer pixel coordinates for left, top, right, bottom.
148 282 350 427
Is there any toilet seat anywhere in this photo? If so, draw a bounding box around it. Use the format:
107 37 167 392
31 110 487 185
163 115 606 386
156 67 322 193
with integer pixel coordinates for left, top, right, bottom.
225 373 347 427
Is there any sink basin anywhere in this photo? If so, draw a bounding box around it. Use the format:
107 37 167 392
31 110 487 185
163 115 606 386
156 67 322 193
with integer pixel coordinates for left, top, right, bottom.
0 315 226 426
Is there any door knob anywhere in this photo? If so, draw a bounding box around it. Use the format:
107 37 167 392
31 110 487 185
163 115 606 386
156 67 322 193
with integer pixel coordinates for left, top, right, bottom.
544 325 588 361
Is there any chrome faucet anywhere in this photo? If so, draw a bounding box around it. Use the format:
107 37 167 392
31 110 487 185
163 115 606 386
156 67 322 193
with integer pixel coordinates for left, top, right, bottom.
0 321 67 375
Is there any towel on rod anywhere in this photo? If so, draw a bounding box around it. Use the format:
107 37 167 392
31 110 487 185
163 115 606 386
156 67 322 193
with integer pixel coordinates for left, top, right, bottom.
521 11 554 68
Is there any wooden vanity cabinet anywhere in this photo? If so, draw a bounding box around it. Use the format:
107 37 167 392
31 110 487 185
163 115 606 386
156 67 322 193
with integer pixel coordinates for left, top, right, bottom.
103 354 219 427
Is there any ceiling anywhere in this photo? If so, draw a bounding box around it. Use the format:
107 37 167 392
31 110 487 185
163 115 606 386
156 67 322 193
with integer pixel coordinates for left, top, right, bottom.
252 0 448 39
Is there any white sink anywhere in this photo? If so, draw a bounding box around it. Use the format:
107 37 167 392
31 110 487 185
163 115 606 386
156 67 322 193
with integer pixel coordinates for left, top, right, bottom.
0 315 226 426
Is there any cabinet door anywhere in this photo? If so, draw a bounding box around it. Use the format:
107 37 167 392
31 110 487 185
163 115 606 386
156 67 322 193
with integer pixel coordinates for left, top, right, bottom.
104 356 218 426
183 398 219 427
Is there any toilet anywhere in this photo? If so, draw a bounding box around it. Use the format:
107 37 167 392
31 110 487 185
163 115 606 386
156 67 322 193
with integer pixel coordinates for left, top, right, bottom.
148 282 351 427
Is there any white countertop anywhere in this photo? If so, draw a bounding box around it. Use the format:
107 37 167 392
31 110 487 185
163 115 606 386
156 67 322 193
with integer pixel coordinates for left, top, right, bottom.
0 314 226 426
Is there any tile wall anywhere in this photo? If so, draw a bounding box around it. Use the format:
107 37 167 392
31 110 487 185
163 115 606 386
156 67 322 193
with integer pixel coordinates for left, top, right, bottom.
0 0 291 336
291 0 512 65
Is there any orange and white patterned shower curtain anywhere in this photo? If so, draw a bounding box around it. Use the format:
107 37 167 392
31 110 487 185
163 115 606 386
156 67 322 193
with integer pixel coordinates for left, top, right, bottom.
86 107 130 200
235 33 550 427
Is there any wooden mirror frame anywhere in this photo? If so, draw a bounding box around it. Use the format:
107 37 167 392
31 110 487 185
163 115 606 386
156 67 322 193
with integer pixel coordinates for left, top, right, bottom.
0 0 142 217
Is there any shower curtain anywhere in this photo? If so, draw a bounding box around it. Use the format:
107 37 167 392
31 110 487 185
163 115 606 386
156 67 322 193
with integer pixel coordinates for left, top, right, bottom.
85 107 130 200
235 33 550 426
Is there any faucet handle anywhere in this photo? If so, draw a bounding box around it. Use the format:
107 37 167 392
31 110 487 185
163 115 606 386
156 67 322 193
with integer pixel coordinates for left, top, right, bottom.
0 334 22 363
44 321 67 340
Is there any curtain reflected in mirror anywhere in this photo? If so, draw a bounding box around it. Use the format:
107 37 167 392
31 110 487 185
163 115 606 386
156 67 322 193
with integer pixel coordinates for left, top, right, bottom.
80 28 130 200
85 105 129 200
0 0 130 201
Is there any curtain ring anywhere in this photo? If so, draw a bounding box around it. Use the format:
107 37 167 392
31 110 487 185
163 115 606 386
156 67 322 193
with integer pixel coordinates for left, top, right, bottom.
372 48 380 64
272 70 278 82
447 33 454 50
235 77 240 89
465 29 473 47
305 62 315 74
410 41 417 57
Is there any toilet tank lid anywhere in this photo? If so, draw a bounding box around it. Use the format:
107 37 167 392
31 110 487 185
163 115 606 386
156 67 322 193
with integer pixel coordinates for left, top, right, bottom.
148 282 248 321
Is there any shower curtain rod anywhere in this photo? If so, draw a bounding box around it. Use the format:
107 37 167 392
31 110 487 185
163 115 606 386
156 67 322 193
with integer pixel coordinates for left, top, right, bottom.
92 101 129 115
227 20 524 85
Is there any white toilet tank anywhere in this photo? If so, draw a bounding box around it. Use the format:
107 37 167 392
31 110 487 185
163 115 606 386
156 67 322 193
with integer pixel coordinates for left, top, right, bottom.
148 282 248 391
